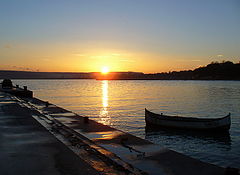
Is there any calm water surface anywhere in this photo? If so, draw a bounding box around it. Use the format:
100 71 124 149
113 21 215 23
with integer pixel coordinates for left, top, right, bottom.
13 79 240 168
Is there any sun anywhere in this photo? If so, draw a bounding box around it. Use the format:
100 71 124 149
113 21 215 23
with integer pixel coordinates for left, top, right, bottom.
101 66 110 74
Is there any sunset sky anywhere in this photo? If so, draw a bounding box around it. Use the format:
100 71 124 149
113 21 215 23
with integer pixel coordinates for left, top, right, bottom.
0 0 239 73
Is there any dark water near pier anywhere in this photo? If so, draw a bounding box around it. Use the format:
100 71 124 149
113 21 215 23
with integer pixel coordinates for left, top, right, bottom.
13 79 240 168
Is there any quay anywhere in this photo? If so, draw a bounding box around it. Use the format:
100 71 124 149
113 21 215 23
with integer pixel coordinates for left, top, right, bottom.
0 79 33 98
0 92 100 175
0 85 238 174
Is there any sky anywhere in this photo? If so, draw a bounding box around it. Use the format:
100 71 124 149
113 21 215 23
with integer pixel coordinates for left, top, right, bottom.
0 0 239 73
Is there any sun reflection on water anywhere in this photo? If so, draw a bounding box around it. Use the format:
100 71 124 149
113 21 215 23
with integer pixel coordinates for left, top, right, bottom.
99 80 111 125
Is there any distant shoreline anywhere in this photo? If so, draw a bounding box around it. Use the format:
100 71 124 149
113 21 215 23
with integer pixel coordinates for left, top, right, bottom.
1 78 240 81
1 61 240 80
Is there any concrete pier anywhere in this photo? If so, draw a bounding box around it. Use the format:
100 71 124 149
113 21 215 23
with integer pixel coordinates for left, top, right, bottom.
0 91 232 175
0 92 100 175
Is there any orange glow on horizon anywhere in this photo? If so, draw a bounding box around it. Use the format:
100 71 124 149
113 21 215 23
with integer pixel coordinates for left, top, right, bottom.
0 46 213 73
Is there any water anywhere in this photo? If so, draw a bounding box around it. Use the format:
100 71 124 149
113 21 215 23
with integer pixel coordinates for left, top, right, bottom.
12 79 240 168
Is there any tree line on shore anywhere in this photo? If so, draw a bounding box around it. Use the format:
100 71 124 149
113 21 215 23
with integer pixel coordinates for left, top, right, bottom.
97 61 240 80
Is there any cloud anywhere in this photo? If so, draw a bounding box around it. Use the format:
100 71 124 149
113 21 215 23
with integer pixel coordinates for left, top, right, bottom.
120 59 135 62
33 56 51 62
177 59 201 62
72 53 86 57
3 44 12 49
217 54 223 57
111 53 120 56
11 66 38 71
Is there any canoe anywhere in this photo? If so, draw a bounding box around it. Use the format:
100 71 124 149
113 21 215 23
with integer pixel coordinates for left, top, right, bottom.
145 109 231 131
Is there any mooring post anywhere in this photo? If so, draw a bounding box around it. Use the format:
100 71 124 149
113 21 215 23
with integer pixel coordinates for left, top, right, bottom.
45 101 49 107
83 117 89 124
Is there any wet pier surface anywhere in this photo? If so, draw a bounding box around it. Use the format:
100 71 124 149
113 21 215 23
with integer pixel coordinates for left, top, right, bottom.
0 91 229 175
0 92 99 175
